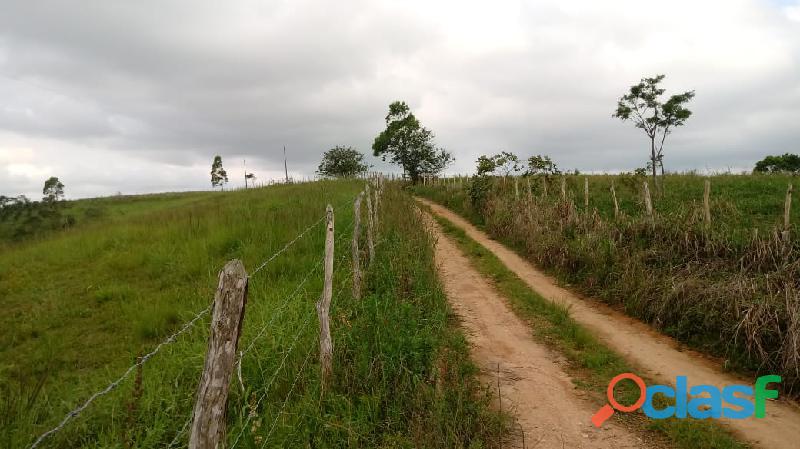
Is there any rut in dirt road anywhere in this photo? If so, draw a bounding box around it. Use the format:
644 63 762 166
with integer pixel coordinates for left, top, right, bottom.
422 211 653 448
417 197 800 449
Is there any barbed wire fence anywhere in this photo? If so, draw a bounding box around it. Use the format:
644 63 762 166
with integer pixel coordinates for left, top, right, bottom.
27 174 385 449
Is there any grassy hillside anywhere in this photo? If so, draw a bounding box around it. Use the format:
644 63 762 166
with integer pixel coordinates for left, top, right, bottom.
1 181 503 448
414 172 800 395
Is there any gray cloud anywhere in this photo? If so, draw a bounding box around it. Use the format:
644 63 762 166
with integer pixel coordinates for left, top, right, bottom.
1 0 799 199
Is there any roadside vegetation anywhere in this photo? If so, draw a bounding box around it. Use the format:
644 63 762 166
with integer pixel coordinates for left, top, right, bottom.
0 181 503 448
427 209 746 449
413 168 800 397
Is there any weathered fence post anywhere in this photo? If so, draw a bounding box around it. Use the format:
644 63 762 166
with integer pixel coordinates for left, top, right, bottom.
365 184 375 265
643 181 654 224
783 184 793 241
704 179 712 227
542 176 548 198
610 181 619 220
526 177 533 203
561 177 566 201
514 177 519 200
584 177 589 214
317 205 335 388
189 260 249 449
352 193 363 300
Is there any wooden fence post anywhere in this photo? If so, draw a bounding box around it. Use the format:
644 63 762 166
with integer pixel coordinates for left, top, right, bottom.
365 184 375 265
352 193 363 300
561 177 566 201
584 177 589 213
704 179 712 227
542 177 548 198
189 260 249 449
514 177 519 200
610 181 619 220
316 205 335 387
643 181 654 224
783 184 793 241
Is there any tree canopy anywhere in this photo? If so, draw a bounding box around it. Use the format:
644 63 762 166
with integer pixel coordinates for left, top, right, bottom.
754 153 800 174
613 74 694 184
42 177 65 203
210 155 228 189
372 101 453 182
317 146 369 178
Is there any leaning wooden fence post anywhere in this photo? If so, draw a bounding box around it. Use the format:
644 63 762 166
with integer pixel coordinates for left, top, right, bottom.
703 179 712 227
352 193 363 300
317 205 335 388
365 184 375 265
643 181 654 225
783 184 793 242
610 181 619 220
189 260 249 449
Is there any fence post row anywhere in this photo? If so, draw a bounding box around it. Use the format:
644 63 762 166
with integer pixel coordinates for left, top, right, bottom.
643 181 654 224
189 260 249 449
365 184 375 266
316 205 335 389
610 181 619 220
352 193 363 300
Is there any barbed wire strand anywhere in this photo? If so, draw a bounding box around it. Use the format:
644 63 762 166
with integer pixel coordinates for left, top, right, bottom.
250 215 326 276
28 306 211 449
260 344 315 448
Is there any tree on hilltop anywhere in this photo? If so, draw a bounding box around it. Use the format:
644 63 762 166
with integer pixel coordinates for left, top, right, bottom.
372 101 453 182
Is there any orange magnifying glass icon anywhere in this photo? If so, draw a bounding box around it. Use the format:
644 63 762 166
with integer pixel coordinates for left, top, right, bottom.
591 373 647 427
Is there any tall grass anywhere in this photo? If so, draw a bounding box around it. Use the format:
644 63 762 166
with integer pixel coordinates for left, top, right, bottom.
1 181 503 448
414 173 800 396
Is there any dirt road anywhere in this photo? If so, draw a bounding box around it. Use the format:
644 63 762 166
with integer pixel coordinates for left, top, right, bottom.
418 197 800 449
422 210 651 448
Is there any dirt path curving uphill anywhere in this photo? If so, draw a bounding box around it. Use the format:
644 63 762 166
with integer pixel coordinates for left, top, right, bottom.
417 197 800 449
422 210 651 448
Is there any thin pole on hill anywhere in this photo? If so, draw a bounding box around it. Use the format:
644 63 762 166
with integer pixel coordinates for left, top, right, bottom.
317 205 335 389
643 181 654 225
283 146 289 183
704 179 712 227
784 184 793 242
365 184 375 265
352 193 363 300
189 260 249 449
610 181 619 220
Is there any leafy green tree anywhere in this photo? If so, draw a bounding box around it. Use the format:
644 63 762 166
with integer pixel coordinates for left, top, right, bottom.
491 151 522 177
613 74 694 185
42 176 65 203
317 146 369 178
753 153 800 174
526 154 560 178
210 155 228 189
372 101 453 182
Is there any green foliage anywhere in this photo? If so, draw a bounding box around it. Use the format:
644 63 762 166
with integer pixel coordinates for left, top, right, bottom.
753 153 800 174
613 74 695 180
489 151 521 177
316 145 369 178
42 177 65 203
526 154 560 178
210 155 228 188
372 101 453 182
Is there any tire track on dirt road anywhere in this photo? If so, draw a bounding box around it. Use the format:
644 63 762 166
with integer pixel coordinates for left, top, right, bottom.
417 196 800 449
421 209 653 448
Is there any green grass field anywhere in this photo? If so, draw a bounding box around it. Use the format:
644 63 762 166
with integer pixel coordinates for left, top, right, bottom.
0 181 503 448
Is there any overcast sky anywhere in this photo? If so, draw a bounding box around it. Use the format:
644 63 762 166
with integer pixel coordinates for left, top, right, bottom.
1 0 798 199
